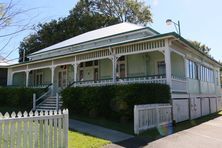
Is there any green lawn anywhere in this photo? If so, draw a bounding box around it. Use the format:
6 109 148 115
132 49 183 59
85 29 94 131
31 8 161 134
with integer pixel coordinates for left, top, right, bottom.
0 107 110 148
69 130 110 148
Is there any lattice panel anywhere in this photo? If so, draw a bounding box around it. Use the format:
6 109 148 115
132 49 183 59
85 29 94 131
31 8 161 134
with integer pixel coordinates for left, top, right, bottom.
77 48 111 61
115 39 165 54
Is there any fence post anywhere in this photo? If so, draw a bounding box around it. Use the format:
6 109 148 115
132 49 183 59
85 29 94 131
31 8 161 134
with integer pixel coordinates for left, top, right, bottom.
56 93 59 111
33 93 36 111
156 106 160 127
134 105 139 135
63 109 69 148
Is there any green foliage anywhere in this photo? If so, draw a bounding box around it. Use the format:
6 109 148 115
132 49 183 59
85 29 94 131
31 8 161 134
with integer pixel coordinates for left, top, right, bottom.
18 0 119 62
62 83 170 122
90 0 153 25
190 40 211 54
0 88 43 111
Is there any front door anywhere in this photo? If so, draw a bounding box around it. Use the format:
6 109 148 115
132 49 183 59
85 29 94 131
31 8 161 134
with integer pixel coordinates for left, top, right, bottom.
58 69 67 89
83 67 94 81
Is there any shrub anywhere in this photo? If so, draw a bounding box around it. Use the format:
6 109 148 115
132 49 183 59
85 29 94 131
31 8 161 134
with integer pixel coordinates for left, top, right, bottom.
62 83 171 122
0 88 43 111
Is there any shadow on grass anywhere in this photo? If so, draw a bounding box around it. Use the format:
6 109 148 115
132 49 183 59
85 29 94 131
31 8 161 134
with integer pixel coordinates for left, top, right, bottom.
71 111 222 148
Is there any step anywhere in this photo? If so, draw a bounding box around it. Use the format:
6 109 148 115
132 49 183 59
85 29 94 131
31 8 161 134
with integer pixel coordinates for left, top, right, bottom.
41 102 63 104
36 106 57 109
38 104 62 108
43 100 63 103
36 108 56 111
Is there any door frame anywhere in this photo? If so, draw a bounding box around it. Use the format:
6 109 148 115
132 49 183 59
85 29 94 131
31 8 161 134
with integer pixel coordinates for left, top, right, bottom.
57 68 68 88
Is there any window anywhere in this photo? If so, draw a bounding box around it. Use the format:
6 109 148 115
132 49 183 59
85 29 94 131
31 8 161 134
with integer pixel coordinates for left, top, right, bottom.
85 61 93 67
119 56 125 61
117 56 126 78
94 60 98 66
80 70 84 81
157 61 166 75
187 60 198 79
94 68 98 81
36 72 43 86
80 63 84 68
215 70 219 85
200 65 214 82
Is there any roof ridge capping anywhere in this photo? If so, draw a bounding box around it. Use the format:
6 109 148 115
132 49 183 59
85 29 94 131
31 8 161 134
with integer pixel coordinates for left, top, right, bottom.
30 22 159 55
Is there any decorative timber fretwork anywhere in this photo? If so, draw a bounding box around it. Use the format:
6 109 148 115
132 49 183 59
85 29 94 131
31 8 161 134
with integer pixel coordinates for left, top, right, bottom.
115 39 165 55
76 48 111 61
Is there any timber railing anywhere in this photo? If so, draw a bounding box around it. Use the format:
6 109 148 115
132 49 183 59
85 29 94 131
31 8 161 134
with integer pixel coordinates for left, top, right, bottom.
67 74 167 88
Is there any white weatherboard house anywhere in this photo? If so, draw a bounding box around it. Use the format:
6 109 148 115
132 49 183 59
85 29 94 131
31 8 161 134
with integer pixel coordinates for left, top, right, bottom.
0 56 9 86
7 23 222 122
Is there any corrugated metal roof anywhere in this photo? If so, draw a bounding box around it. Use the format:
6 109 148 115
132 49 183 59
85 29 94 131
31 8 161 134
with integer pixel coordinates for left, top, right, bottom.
33 22 144 54
0 56 10 66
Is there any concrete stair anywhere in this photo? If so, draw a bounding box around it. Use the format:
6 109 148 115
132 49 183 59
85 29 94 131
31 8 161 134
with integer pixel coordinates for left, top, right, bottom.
36 96 63 111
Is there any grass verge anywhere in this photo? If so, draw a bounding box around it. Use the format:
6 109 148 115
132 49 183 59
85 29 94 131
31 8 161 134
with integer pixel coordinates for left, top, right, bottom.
69 130 110 148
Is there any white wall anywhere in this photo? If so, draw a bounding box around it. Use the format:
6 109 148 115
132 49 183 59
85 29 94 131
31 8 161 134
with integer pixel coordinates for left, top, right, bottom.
190 97 201 119
172 99 189 122
201 98 210 116
210 98 217 113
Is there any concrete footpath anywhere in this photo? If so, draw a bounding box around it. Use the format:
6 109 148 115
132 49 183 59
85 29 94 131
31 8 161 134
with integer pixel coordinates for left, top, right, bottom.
69 119 134 143
145 116 222 148
105 116 222 148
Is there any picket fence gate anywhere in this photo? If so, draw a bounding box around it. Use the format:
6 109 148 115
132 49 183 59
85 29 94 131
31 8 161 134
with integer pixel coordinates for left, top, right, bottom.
134 104 172 134
0 109 68 148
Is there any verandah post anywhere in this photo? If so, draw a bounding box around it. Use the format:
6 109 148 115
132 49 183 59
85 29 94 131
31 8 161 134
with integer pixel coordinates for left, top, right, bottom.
33 93 36 111
51 65 55 96
134 105 139 134
56 93 59 111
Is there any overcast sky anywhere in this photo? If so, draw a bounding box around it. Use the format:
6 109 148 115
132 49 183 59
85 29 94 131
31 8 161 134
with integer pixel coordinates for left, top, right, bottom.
1 0 222 63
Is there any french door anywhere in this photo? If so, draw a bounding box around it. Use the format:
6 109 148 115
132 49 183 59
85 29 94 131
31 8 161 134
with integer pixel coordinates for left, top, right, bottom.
58 69 67 88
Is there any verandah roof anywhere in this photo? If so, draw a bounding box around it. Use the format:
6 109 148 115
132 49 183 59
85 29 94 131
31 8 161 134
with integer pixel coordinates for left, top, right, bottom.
32 22 146 55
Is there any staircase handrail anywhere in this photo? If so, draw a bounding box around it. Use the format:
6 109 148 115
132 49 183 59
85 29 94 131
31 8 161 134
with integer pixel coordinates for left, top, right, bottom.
37 83 52 96
36 89 51 102
33 83 52 110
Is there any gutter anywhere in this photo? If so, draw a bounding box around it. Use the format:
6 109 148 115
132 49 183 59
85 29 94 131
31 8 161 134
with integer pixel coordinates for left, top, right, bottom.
8 32 222 68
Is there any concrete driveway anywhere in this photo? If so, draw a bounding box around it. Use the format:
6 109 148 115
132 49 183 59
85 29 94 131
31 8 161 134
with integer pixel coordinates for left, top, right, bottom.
145 116 222 148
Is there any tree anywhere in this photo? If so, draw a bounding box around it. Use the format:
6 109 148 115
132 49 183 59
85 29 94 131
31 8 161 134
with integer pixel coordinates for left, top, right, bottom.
89 0 152 25
18 0 153 62
18 0 119 62
0 0 34 62
190 40 211 54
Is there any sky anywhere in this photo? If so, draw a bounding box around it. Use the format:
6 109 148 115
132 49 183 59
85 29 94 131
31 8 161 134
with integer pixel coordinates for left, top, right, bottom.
0 0 222 63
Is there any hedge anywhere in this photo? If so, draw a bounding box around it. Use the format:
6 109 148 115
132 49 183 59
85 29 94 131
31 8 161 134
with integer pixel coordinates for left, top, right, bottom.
62 83 171 122
0 88 44 111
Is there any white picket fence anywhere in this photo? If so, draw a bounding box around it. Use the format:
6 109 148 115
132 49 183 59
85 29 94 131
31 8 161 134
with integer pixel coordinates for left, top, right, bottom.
0 109 69 148
134 104 172 134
